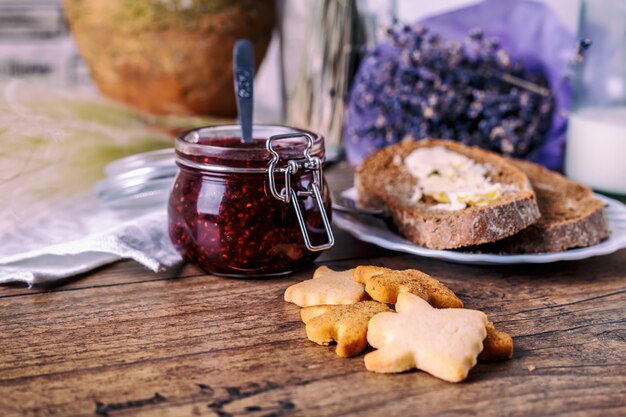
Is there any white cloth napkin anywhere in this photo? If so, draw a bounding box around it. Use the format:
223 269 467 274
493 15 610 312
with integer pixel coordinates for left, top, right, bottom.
0 179 182 287
0 210 181 287
0 209 182 287
0 80 187 287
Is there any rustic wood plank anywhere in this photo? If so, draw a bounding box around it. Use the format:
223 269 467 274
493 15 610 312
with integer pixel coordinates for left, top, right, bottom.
1 161 625 416
0 262 201 298
1 251 624 417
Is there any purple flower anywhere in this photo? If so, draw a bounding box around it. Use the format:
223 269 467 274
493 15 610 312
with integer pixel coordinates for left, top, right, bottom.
343 5 569 170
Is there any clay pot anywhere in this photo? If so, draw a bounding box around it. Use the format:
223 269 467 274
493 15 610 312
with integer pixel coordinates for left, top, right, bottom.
64 0 275 117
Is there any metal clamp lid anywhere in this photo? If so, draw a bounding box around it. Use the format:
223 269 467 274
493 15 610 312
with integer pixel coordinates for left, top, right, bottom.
267 133 334 252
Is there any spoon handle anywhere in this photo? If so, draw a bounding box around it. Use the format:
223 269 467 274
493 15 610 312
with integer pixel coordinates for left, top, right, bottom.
233 39 254 144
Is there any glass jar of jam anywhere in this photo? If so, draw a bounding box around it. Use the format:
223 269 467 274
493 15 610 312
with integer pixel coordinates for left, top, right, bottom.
168 125 334 277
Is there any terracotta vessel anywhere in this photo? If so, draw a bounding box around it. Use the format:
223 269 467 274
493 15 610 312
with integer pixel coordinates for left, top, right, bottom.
64 0 275 117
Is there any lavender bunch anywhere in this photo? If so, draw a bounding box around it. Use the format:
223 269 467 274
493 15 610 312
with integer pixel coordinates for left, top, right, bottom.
344 24 555 161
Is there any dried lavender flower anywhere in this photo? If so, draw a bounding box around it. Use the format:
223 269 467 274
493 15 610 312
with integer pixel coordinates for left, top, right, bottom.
344 24 555 163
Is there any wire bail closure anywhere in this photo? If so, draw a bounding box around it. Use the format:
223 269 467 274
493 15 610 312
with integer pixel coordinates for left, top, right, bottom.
266 133 335 252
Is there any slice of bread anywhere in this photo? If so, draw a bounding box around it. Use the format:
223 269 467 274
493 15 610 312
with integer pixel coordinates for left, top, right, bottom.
485 159 609 253
355 139 541 249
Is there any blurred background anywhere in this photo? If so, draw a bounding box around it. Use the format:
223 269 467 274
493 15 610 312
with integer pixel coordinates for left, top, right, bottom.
0 0 579 121
0 0 624 247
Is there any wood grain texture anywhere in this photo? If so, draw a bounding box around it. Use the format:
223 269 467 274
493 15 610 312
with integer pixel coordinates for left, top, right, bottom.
0 164 625 417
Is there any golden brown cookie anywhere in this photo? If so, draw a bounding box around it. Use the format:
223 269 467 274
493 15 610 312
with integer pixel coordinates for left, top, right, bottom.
284 266 366 307
353 265 392 281
365 293 487 382
478 322 514 362
300 301 392 357
354 266 463 308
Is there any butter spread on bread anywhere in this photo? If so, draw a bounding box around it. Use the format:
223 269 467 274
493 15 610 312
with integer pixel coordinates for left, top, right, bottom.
401 146 516 211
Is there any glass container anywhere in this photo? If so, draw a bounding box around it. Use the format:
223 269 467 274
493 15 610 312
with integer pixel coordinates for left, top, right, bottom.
282 0 372 160
566 0 626 195
168 125 334 277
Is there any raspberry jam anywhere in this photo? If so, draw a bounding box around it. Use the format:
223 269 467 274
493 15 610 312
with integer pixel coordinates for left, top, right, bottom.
168 125 334 277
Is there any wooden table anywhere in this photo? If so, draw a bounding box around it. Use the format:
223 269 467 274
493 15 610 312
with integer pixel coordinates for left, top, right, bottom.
1 162 625 417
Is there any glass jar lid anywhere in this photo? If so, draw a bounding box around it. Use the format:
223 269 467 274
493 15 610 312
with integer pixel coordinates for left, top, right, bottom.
175 124 325 173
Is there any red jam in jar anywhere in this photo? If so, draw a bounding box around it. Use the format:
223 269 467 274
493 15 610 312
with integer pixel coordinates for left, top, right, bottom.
168 125 334 277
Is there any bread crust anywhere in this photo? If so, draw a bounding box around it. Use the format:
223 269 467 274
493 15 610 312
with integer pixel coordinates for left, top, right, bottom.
356 139 541 249
488 159 609 253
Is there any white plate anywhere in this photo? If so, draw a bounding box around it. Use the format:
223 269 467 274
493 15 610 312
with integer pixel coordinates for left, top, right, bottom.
333 188 626 265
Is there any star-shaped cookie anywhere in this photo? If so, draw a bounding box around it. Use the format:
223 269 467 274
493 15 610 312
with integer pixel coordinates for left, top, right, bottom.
365 292 487 382
300 301 392 357
284 266 366 307
354 266 463 308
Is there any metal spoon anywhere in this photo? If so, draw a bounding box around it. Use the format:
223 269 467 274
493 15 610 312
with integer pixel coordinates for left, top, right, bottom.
233 39 255 144
331 193 388 217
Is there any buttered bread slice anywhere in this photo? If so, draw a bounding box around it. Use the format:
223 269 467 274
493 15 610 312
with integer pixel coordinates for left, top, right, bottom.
489 159 609 253
355 139 540 249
